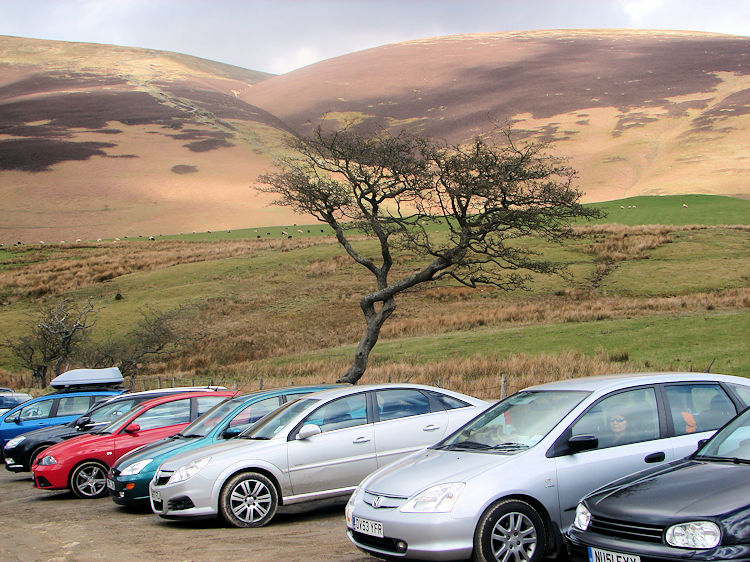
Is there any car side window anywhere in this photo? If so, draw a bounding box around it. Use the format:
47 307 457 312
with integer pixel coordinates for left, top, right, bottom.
303 394 368 433
229 397 282 429
56 395 92 416
376 389 432 421
89 399 138 423
571 388 659 449
425 390 471 410
195 396 227 417
135 399 191 430
727 383 750 408
18 399 54 421
664 384 736 435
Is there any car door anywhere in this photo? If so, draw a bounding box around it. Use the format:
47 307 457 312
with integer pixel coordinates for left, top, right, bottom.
662 382 740 458
372 388 449 468
1 398 57 443
286 393 376 497
111 398 193 461
553 386 673 530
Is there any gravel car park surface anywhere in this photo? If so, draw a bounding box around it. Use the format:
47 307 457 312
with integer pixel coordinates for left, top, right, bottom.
0 468 370 561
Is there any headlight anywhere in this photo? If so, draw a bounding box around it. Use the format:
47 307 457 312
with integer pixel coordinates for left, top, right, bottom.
167 456 211 485
5 436 25 449
573 502 591 531
400 483 464 513
119 459 153 476
666 521 721 549
38 455 57 466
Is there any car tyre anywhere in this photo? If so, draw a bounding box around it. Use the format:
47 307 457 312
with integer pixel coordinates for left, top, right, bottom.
28 445 49 470
219 471 278 528
473 498 546 562
70 460 109 499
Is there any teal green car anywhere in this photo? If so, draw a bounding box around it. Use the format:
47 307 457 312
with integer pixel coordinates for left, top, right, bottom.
107 385 337 505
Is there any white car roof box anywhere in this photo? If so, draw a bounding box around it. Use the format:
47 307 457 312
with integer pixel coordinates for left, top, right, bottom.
50 367 124 389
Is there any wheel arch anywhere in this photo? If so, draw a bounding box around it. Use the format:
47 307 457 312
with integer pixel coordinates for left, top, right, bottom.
27 443 54 469
475 493 559 557
220 466 284 507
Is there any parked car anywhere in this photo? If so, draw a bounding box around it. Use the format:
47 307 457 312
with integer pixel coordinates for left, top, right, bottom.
108 384 338 505
0 368 125 455
3 386 228 472
149 384 489 527
32 390 235 498
344 372 750 561
567 404 750 561
0 392 32 415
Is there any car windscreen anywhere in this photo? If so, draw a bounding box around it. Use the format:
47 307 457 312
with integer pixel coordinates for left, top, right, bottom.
434 390 589 453
696 407 750 463
240 398 319 440
179 394 249 437
87 398 141 424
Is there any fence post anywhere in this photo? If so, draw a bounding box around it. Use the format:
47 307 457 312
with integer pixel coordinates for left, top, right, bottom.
259 378 263 390
157 376 161 389
501 375 507 399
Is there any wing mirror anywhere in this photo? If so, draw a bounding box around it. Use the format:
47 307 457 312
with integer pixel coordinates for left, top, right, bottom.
8 415 21 424
222 426 242 439
124 423 141 434
296 424 322 440
74 416 91 429
568 434 599 453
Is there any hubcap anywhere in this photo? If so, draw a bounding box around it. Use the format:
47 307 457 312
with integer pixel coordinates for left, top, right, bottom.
229 479 272 523
75 465 106 497
490 511 537 562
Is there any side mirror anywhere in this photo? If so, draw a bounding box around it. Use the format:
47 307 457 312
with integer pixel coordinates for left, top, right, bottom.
222 426 242 439
9 415 21 424
697 438 709 450
74 416 91 428
568 434 599 453
124 423 141 434
296 423 322 440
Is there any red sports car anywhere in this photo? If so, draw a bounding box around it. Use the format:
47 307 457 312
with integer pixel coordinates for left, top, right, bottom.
33 390 235 498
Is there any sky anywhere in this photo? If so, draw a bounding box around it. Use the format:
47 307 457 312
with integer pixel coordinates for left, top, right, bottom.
1 0 749 75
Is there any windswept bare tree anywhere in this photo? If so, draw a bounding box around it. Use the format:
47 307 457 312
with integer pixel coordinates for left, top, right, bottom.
258 126 603 384
4 298 96 387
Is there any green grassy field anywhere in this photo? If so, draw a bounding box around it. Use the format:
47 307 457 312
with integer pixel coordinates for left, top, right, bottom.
0 195 748 394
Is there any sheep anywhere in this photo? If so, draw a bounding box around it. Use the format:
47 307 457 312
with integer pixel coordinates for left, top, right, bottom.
683 204 689 208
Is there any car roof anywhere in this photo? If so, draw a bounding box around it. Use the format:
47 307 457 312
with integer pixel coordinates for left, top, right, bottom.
298 383 486 403
134 390 237 409
524 372 750 394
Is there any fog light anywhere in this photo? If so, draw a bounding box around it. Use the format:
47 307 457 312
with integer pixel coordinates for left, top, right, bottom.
396 540 407 553
125 483 135 490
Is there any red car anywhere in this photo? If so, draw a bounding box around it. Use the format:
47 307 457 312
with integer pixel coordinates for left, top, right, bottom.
32 391 235 498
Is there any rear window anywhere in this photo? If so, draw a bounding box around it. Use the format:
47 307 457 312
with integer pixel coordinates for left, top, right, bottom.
426 390 471 410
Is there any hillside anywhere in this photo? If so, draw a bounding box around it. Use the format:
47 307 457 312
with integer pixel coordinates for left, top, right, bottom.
2 31 750 244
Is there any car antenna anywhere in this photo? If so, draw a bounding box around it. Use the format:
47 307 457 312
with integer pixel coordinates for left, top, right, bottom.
704 358 716 373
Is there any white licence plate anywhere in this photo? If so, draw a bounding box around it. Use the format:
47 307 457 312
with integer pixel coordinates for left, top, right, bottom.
106 478 115 490
588 546 641 562
354 516 383 538
150 489 161 502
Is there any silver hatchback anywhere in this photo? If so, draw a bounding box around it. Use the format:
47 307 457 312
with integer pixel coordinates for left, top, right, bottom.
149 384 488 527
345 372 750 561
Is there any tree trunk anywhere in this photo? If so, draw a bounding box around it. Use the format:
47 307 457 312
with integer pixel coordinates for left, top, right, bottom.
33 365 48 389
337 296 395 384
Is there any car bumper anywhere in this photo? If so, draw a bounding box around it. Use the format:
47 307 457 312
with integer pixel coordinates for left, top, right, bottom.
149 471 218 520
33 463 70 490
3 450 26 472
108 472 153 505
566 528 750 562
345 501 475 560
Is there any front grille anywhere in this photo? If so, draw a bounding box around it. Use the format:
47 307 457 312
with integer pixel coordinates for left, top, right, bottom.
352 531 403 553
167 496 195 511
155 470 173 486
589 515 664 543
363 490 407 509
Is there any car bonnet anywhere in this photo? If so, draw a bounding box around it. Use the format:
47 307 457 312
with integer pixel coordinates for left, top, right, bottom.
365 447 523 497
156 437 280 472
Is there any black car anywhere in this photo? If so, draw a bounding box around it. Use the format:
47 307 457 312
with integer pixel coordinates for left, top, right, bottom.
566 406 750 562
3 386 226 472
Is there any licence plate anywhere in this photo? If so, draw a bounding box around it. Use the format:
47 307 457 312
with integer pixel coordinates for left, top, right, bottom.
151 489 161 502
107 478 115 491
354 516 383 538
588 546 641 562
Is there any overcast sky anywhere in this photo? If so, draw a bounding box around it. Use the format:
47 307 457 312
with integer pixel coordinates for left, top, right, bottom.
2 0 749 74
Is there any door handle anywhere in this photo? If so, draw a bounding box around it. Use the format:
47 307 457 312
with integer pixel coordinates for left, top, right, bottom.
423 425 440 432
644 452 665 463
353 436 371 444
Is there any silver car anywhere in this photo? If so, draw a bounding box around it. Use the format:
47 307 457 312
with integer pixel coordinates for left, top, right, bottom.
345 372 750 561
148 384 488 527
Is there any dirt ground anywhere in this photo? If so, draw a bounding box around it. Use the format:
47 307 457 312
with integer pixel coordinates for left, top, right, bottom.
0 467 372 561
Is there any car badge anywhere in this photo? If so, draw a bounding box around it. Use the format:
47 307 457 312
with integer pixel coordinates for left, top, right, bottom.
372 495 383 508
